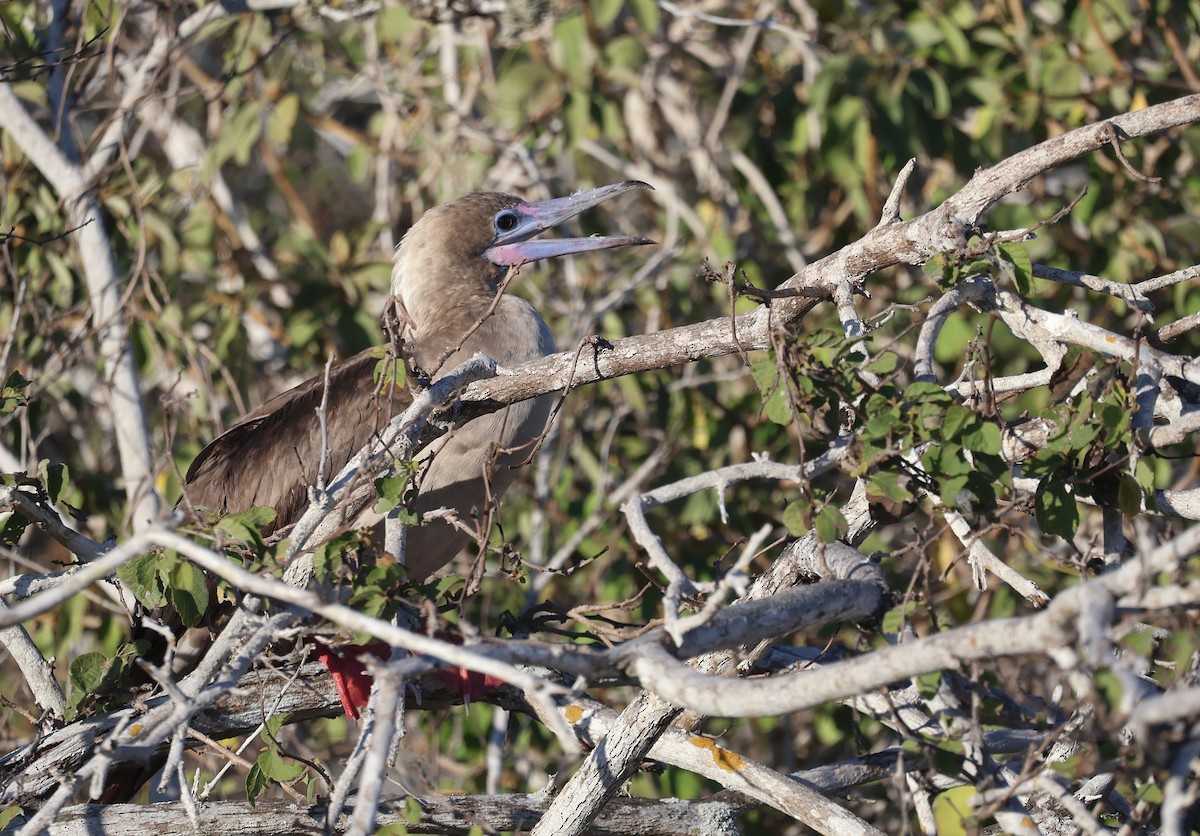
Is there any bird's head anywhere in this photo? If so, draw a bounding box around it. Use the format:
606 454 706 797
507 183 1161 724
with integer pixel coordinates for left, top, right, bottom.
391 181 654 329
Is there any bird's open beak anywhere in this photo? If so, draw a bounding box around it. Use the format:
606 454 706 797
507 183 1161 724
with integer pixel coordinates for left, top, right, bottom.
485 180 655 266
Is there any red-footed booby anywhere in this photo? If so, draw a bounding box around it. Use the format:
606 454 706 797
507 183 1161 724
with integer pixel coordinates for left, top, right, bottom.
181 181 653 578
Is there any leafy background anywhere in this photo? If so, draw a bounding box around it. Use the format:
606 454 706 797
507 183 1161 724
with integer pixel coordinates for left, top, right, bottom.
2 0 1199 832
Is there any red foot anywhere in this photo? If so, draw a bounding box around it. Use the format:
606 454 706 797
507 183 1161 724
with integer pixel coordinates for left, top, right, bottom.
311 635 503 719
311 641 389 720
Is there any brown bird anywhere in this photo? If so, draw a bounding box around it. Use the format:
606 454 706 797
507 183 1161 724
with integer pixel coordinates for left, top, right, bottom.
181 181 653 580
95 182 652 803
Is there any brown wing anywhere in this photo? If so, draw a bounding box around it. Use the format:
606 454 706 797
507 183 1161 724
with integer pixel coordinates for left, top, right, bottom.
180 347 411 533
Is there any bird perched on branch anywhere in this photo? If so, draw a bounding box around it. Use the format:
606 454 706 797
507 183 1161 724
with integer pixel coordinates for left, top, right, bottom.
181 180 653 580
99 182 653 803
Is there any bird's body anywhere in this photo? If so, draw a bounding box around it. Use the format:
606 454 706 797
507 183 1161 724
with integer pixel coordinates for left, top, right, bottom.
180 183 649 579
102 182 650 803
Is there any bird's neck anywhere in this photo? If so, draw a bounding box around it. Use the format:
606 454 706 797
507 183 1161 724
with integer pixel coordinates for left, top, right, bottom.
402 287 498 372
400 287 553 375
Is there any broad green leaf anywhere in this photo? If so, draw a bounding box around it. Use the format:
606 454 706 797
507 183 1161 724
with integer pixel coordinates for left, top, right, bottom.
763 387 793 425
868 470 914 503
169 559 209 625
592 0 624 27
1035 474 1079 540
881 600 917 634
628 0 660 32
1116 473 1143 517
940 404 974 441
814 505 848 543
998 243 1033 297
255 746 305 783
68 651 110 697
0 511 29 546
921 444 971 479
865 351 899 375
246 761 268 804
962 421 1001 455
904 381 952 404
932 785 975 836
781 499 809 536
38 461 69 505
117 552 169 609
313 530 362 579
266 713 286 738
218 507 277 545
922 253 948 281
374 474 409 515
1 370 30 414
916 671 942 699
372 353 407 391
267 93 299 146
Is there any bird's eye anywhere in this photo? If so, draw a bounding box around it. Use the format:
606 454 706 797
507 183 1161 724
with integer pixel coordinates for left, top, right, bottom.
494 211 518 233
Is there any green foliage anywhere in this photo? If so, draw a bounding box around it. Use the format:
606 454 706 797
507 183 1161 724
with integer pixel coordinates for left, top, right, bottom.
217 507 278 552
247 714 307 803
1 371 30 415
66 641 145 719
117 549 209 625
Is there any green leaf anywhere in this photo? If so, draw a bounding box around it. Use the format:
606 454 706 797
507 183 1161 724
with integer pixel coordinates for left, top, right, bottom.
998 243 1033 297
1122 626 1155 658
881 600 917 634
1099 402 1128 438
1094 669 1123 710
372 353 407 391
962 259 994 278
246 761 268 804
762 387 793 425
117 552 169 609
68 651 110 697
37 461 69 504
267 93 299 146
865 351 899 375
1116 473 1143 517
374 474 409 515
904 381 952 404
313 530 361 579
168 559 209 625
933 785 976 836
218 506 277 545
937 475 970 509
921 444 971 478
592 0 624 27
916 671 942 699
781 499 809 536
0 512 30 546
254 746 305 785
406 796 425 824
1134 781 1163 804
66 650 129 718
941 404 974 441
377 4 416 40
922 253 948 282
265 713 286 739
868 470 914 503
628 0 660 32
961 421 1001 455
1 370 30 414
814 505 848 543
1035 473 1079 540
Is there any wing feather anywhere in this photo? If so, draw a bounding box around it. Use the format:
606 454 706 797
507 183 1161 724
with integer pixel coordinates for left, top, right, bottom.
180 348 411 534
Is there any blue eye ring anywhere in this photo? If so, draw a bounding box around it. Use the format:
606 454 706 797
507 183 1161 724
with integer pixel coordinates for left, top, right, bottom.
494 210 518 233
